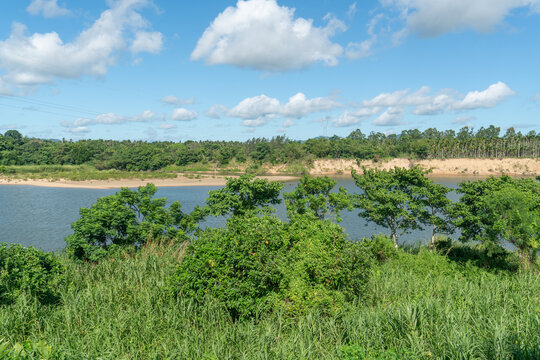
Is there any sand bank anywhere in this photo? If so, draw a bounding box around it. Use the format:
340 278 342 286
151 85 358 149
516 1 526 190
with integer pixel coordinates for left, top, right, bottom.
308 158 539 177
0 158 537 188
0 174 299 189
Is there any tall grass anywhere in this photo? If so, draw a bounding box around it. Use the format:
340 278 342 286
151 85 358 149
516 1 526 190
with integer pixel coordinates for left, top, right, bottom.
0 245 538 359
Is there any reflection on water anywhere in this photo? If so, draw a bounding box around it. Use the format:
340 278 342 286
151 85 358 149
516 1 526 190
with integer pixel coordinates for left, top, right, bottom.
0 177 465 252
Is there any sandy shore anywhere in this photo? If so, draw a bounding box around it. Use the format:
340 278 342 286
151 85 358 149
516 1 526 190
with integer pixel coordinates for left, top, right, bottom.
0 158 537 189
0 174 299 189
308 158 540 177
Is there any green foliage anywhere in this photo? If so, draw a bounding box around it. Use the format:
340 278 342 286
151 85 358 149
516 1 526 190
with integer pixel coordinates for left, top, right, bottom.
65 183 203 261
338 345 418 360
0 244 64 305
360 234 397 263
284 174 352 221
0 339 57 360
454 175 540 265
0 243 538 359
170 214 374 319
352 166 432 247
205 174 283 216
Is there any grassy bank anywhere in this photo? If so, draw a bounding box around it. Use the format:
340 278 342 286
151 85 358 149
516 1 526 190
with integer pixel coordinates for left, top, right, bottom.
1 243 538 359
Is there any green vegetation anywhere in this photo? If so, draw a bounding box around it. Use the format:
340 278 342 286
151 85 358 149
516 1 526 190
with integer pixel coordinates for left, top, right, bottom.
0 125 539 178
0 244 64 305
1 172 539 358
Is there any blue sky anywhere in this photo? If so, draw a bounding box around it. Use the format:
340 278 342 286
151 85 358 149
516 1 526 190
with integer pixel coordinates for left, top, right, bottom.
0 0 539 141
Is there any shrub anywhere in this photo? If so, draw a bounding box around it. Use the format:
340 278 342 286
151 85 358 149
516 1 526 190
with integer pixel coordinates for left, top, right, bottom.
360 234 397 263
0 244 65 305
170 215 374 319
66 184 203 261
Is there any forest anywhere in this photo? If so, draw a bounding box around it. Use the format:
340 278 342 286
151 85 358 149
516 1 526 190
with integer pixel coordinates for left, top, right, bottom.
1 169 539 359
1 125 539 171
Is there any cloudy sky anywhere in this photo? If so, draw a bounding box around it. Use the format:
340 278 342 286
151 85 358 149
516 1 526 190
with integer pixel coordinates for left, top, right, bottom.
0 0 539 141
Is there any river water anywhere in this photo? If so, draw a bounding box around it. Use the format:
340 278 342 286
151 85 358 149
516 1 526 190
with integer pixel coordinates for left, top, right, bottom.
0 177 467 252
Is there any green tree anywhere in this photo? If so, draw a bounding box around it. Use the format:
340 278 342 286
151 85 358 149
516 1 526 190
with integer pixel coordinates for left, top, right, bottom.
284 174 351 222
205 174 284 217
66 183 202 261
453 175 540 265
351 167 430 248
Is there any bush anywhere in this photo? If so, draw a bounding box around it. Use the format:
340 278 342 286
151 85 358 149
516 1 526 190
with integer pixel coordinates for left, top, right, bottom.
66 184 202 261
170 215 374 319
0 244 65 305
360 234 397 263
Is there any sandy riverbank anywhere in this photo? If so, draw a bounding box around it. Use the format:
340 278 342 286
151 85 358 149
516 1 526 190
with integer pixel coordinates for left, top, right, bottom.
0 174 299 189
307 158 540 176
0 158 537 188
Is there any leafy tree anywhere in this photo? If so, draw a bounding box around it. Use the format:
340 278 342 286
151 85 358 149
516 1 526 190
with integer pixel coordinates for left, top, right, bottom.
284 174 351 222
66 183 202 261
205 174 283 217
453 176 540 265
351 167 432 248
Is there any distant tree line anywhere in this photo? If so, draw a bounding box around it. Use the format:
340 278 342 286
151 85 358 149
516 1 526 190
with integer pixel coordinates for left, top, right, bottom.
0 125 539 170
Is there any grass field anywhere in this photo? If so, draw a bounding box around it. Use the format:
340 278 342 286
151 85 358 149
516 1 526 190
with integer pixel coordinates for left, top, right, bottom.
1 242 538 359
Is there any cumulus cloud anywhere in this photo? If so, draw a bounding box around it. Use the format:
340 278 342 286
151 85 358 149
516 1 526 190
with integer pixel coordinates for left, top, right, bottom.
0 0 162 86
381 0 540 37
360 82 514 115
453 82 515 109
227 92 342 127
171 108 198 121
332 107 382 127
130 31 163 54
26 0 71 18
61 110 160 133
205 104 229 119
191 0 346 71
161 95 196 106
373 107 404 126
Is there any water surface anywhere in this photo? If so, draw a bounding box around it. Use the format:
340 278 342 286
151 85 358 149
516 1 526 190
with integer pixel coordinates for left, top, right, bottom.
0 177 464 252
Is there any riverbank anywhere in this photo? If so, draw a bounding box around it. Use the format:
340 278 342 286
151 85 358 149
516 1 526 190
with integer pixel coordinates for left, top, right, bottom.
305 157 540 176
0 158 537 188
0 174 299 189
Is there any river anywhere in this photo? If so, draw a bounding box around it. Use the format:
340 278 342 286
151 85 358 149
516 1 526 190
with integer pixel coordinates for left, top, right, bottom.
0 177 467 252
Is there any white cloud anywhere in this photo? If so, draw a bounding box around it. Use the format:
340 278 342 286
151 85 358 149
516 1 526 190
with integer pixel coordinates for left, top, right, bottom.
282 119 295 128
171 108 198 121
65 126 90 134
0 0 161 86
27 0 71 18
531 93 540 102
373 107 404 126
205 104 229 119
61 110 160 133
453 82 515 109
332 107 382 127
452 115 476 124
227 92 342 127
158 123 176 129
347 2 358 18
359 82 514 120
381 0 540 37
191 0 346 71
161 95 196 106
345 13 383 59
130 31 163 54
